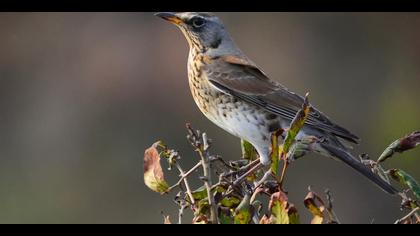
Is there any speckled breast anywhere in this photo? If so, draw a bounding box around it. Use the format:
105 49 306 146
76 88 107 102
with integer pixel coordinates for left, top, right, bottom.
186 52 281 143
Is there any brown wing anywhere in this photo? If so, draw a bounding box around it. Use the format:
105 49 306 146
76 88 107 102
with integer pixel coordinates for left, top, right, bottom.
204 54 360 143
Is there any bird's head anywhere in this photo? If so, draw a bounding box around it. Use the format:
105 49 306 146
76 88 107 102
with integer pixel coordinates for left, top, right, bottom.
155 12 236 54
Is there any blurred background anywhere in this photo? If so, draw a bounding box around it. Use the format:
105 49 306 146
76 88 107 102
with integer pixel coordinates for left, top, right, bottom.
0 12 419 223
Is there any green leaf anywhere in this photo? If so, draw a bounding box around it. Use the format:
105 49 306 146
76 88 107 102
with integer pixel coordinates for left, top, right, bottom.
281 93 310 157
143 142 169 194
304 191 325 224
270 131 280 175
388 169 420 199
219 210 234 224
234 194 252 224
195 199 210 217
269 191 300 224
378 131 420 163
288 208 300 224
241 139 258 161
220 196 241 208
191 186 208 201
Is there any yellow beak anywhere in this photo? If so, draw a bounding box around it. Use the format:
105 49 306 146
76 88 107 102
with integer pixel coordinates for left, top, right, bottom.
155 12 184 25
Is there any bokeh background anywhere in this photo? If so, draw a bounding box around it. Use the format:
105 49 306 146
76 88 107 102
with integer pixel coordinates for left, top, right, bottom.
0 12 419 223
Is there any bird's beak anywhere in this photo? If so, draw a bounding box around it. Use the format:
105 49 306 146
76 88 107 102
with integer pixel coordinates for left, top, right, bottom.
155 12 183 25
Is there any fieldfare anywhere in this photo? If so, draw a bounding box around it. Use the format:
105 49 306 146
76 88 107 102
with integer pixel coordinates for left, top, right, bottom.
155 12 397 194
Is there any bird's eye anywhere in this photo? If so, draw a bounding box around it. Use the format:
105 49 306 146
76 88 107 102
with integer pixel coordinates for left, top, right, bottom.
191 17 205 28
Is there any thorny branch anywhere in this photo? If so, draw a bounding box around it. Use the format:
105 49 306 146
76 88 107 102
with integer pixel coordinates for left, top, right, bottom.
186 124 218 224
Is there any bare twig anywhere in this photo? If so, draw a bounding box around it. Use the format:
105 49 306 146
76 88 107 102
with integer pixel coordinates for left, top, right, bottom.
224 158 261 178
170 161 202 205
210 155 237 171
395 207 419 224
254 169 273 189
232 161 263 186
199 132 218 224
325 189 341 224
178 202 187 224
167 162 202 193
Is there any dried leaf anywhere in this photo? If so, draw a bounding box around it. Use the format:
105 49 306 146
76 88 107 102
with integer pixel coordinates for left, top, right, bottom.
143 142 169 194
163 215 171 224
241 139 258 161
259 215 271 224
234 194 252 224
304 191 326 224
378 131 420 163
388 169 420 199
281 93 310 157
192 214 208 224
269 191 300 224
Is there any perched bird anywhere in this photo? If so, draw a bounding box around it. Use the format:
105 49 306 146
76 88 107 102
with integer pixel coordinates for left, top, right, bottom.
155 12 397 194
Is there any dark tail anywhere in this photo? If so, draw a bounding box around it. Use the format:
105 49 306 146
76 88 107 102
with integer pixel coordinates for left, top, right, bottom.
320 143 398 195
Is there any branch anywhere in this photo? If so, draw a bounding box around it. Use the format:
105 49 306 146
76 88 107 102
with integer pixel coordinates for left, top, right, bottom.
199 132 218 224
325 189 341 224
170 161 202 205
395 207 419 224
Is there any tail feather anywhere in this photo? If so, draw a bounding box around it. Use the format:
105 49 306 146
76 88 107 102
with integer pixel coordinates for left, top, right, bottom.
319 143 398 195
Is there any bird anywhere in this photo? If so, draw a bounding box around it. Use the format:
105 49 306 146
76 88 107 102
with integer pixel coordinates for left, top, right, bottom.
155 12 397 194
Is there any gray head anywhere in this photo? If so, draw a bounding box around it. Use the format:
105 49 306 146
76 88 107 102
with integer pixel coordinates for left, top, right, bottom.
155 12 238 55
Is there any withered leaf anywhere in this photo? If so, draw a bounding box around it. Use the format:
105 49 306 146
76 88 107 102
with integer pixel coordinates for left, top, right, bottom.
259 215 271 224
378 131 420 163
143 142 169 194
304 191 326 224
163 215 171 224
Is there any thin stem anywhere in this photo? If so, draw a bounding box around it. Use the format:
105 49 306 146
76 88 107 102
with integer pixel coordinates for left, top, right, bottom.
210 155 237 171
224 159 261 178
279 158 289 189
178 203 186 224
394 207 419 224
199 133 218 224
175 162 200 205
253 169 272 190
232 161 263 186
325 189 341 224
167 161 202 203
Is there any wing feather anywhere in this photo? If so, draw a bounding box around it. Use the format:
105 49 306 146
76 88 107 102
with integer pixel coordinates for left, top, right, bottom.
204 55 359 143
